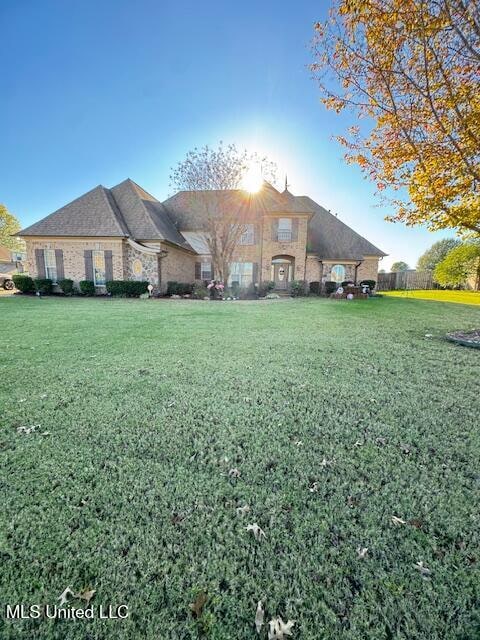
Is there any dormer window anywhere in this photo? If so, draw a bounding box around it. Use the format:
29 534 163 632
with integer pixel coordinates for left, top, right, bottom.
277 218 292 241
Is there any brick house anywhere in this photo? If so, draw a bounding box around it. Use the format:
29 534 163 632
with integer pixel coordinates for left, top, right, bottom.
18 179 386 292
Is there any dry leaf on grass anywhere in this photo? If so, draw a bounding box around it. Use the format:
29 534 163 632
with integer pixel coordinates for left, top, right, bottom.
247 523 266 540
58 586 74 606
190 591 207 618
309 482 319 493
414 561 431 578
357 546 368 559
228 468 241 478
236 505 250 516
255 601 264 633
75 589 95 603
391 516 407 526
268 616 295 639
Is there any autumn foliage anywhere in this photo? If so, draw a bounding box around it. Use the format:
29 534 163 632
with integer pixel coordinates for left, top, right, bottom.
312 0 480 234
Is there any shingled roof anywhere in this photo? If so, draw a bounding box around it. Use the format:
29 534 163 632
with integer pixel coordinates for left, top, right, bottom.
299 196 386 259
18 179 193 251
19 179 385 260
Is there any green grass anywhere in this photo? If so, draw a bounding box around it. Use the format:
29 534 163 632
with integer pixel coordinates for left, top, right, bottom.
1 296 479 640
382 289 480 305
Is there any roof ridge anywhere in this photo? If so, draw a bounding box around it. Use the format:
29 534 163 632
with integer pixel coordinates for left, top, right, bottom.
103 188 131 236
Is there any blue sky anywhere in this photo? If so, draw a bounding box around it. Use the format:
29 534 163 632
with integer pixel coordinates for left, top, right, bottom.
1 0 452 269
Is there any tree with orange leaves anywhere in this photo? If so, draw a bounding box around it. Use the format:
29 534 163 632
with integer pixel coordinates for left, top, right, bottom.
312 0 480 234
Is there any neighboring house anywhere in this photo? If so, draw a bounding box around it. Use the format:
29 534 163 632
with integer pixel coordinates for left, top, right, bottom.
0 245 25 288
18 179 386 292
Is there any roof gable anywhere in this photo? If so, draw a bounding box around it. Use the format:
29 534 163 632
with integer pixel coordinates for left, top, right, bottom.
18 186 127 237
299 196 387 260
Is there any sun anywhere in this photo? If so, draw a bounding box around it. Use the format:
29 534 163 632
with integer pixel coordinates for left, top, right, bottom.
240 166 264 193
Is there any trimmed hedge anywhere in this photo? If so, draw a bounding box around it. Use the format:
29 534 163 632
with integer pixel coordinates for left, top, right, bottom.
79 280 95 296
289 280 307 297
166 281 194 296
309 281 321 295
34 278 53 295
325 281 337 295
58 279 75 295
106 280 149 297
12 274 35 293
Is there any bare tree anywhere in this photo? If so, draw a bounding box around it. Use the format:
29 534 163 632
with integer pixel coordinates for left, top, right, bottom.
170 143 276 283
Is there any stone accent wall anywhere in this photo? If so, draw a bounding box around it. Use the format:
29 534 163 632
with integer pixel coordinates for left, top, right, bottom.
260 215 310 282
25 238 124 286
159 243 196 292
321 262 357 284
356 257 380 283
123 242 160 284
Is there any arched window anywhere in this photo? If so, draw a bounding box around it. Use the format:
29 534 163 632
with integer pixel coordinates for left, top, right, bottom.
330 264 346 283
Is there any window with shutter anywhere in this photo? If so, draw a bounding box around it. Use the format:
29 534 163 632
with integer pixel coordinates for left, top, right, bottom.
44 249 58 283
201 262 212 280
92 251 106 286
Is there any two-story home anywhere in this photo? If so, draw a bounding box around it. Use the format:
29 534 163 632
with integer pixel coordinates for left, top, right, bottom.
18 179 386 291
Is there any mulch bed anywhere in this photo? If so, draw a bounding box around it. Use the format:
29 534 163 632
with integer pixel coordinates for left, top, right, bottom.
446 329 480 348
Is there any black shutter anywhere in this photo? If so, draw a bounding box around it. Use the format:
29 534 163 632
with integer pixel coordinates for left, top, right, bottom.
195 262 201 280
35 249 46 278
55 249 64 281
104 250 113 282
292 219 299 241
252 262 259 284
271 220 278 242
84 250 93 281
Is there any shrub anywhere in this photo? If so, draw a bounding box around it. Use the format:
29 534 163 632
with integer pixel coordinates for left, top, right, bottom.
325 281 337 295
192 283 209 299
289 280 307 297
309 281 321 295
167 281 193 296
34 278 53 295
257 281 275 297
79 280 95 296
12 274 35 293
58 278 75 295
341 280 355 287
106 281 149 297
359 279 376 290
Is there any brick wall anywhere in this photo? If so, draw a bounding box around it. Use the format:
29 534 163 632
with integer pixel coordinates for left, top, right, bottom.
356 257 380 283
260 215 310 282
25 238 124 285
159 243 196 291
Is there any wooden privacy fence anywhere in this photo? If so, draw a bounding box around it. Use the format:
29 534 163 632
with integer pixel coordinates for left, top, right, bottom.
377 270 435 291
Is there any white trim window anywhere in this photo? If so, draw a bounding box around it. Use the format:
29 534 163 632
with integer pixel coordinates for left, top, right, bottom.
228 262 253 287
201 262 212 280
277 218 292 241
93 250 106 286
239 224 254 245
44 249 57 283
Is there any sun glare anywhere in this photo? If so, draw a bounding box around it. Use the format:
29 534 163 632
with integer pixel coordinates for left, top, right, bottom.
240 166 264 193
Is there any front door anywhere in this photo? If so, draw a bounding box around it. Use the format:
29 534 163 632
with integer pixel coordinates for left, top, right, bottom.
274 263 289 289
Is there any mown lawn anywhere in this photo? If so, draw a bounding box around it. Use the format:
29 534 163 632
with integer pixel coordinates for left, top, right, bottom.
382 289 480 305
1 296 479 640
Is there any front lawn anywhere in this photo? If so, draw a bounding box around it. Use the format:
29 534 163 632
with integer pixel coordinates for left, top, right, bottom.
382 289 480 305
1 296 479 640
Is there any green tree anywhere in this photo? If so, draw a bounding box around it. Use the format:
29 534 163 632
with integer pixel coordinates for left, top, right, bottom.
417 238 461 271
0 204 24 252
434 242 480 289
391 261 409 272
